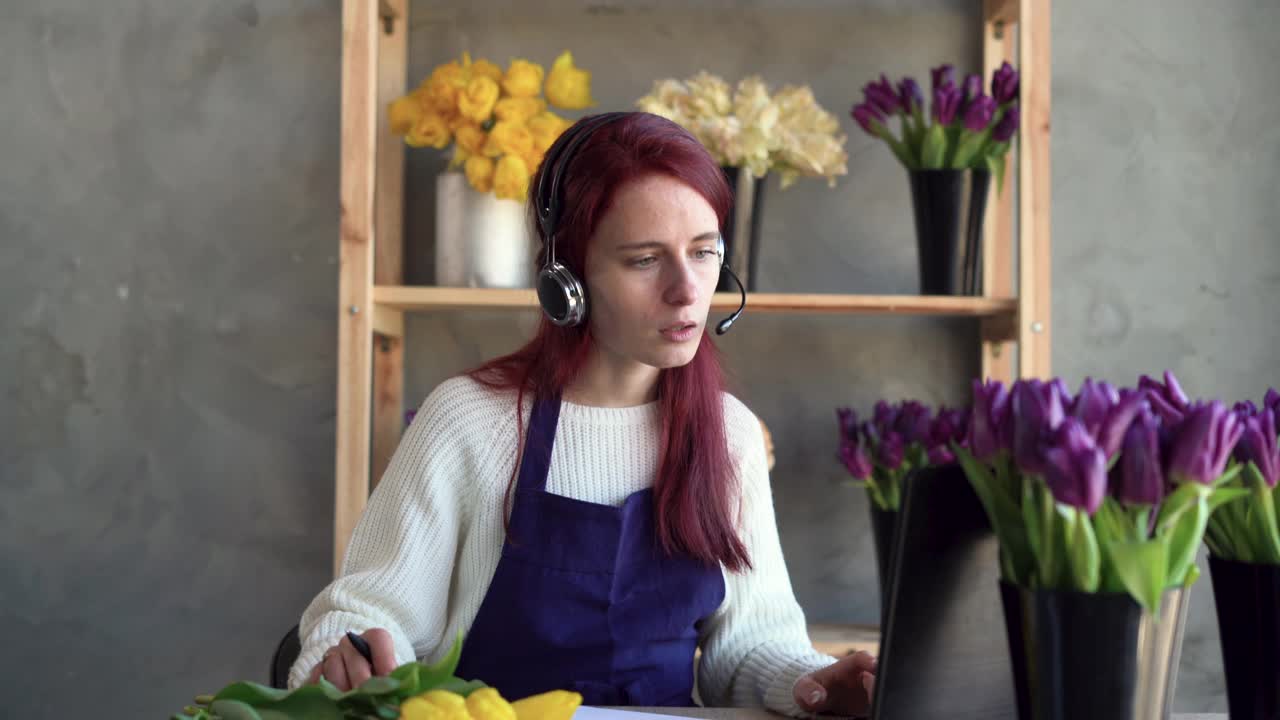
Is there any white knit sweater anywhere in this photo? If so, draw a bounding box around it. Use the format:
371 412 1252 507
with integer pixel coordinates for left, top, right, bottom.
290 376 835 714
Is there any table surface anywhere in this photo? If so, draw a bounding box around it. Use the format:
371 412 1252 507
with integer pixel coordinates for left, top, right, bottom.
622 707 1226 720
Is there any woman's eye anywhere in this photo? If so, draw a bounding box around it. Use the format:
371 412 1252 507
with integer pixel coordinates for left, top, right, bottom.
630 256 657 268
695 248 718 260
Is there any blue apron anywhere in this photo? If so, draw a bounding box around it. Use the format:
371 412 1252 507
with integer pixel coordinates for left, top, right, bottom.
454 395 727 705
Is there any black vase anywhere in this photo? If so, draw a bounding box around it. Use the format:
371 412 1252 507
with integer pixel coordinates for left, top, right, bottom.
871 464 1017 720
1002 585 1189 720
868 502 898 625
1209 556 1280 720
908 168 991 296
719 166 766 291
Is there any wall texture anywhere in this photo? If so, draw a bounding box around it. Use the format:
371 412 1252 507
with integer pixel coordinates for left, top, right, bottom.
1 0 1275 717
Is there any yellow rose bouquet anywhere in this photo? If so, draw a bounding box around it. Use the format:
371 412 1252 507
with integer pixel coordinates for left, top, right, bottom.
388 51 595 201
636 72 848 189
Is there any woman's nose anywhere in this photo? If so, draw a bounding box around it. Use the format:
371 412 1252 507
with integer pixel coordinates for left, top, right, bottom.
661 260 698 306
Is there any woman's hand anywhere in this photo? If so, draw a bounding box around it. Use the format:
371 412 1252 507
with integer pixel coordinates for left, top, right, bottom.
306 628 397 691
793 650 877 717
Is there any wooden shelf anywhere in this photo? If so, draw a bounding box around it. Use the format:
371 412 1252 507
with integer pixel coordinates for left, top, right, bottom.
373 285 1018 317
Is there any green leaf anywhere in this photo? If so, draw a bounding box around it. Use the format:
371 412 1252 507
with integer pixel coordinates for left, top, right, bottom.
209 700 264 720
1022 477 1043 569
1110 539 1169 616
1165 491 1210 586
956 444 1032 584
986 152 1007 195
358 676 402 695
433 677 489 696
920 123 947 169
213 683 291 705
1244 463 1280 562
1155 483 1201 536
1067 508 1101 592
1039 483 1062 588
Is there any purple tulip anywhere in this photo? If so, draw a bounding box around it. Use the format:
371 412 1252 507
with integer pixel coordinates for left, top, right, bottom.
1097 389 1150 460
963 74 984 104
1042 418 1108 514
993 105 1019 142
991 61 1019 104
894 401 933 444
840 439 874 481
928 445 957 465
1139 371 1191 425
930 407 967 446
931 64 955 90
898 77 923 114
1071 378 1119 436
1236 409 1279 487
863 74 901 116
933 83 963 126
962 95 997 131
1115 408 1164 505
968 379 1011 460
1012 379 1066 474
1266 388 1280 428
1168 401 1243 485
851 102 886 135
879 431 906 470
837 407 859 442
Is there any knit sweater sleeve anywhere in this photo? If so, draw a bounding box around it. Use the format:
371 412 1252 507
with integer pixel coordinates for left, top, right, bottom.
696 395 837 715
287 378 482 689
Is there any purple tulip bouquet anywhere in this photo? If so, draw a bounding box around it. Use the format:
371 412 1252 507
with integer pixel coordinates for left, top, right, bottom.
956 372 1251 614
837 399 970 511
1203 388 1280 563
851 62 1020 190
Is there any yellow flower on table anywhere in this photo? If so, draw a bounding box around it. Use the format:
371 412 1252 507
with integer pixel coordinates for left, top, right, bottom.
528 111 570 153
494 96 547 125
502 59 545 98
454 122 488 156
423 61 466 115
484 120 534 159
544 51 594 110
459 76 501 123
465 155 496 193
493 154 531 200
406 112 451 149
387 93 424 136
466 687 517 720
469 57 504 83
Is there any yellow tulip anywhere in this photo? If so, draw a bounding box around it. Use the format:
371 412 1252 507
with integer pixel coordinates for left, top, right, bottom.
544 51 594 110
528 111 571 153
493 155 531 200
520 146 546 175
424 61 466 114
502 59 545 98
454 122 488 156
387 95 423 136
470 58 504 82
414 690 472 720
458 76 501 122
494 97 547 125
484 121 534 159
466 687 517 720
405 112 451 149
465 155 495 193
510 691 583 720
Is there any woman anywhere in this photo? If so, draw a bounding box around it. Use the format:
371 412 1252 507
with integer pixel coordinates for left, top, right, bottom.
290 112 876 717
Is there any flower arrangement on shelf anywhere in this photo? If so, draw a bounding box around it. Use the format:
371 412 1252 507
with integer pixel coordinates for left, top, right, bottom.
387 51 595 200
955 372 1250 614
850 62 1020 188
836 399 971 511
635 71 848 189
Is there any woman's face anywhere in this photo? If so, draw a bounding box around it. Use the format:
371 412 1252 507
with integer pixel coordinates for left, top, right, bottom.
583 174 723 371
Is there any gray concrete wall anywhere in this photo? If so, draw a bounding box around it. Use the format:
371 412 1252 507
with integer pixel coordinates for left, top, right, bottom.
1 0 1275 717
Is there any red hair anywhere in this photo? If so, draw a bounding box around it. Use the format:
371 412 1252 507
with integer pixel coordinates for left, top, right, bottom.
467 112 751 572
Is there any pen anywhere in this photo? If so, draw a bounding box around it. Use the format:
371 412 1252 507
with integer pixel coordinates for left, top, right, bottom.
346 631 375 665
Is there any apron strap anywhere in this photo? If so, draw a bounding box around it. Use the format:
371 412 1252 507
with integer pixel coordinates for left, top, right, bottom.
516 394 561 494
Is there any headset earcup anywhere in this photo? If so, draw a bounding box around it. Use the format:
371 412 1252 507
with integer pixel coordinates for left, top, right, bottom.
537 262 587 326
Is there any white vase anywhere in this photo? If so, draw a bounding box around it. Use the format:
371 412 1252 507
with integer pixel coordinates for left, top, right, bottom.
434 171 536 288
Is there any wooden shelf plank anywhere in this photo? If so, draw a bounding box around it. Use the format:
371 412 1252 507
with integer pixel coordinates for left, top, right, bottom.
373 286 1017 317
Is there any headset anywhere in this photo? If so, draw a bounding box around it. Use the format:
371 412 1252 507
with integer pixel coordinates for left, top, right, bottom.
534 112 747 336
